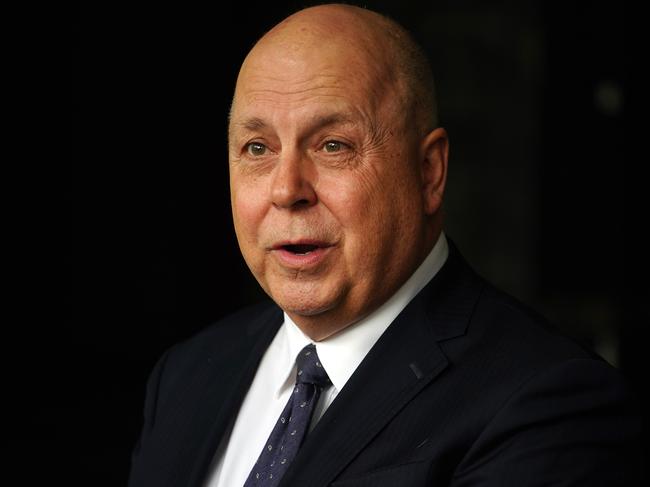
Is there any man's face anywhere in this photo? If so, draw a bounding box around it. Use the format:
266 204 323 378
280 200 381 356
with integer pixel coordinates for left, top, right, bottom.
228 38 431 335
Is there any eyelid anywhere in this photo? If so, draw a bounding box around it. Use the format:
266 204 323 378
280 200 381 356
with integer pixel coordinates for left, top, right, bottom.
243 140 271 156
244 140 260 148
245 141 266 148
319 138 352 151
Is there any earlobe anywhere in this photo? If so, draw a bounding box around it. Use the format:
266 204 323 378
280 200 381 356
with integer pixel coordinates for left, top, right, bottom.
420 127 449 215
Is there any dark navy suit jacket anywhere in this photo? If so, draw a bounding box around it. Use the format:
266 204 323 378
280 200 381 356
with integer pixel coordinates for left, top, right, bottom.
128 242 642 486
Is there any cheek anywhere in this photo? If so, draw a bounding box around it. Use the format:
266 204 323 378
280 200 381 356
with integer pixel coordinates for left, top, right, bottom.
231 179 267 241
323 162 399 219
318 172 389 258
318 175 371 226
319 158 420 249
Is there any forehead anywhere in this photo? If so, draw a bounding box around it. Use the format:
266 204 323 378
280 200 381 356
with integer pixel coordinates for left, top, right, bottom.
232 78 360 130
230 53 396 136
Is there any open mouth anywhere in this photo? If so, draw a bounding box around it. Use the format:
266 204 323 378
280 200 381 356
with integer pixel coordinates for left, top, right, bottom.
282 244 320 255
272 241 332 266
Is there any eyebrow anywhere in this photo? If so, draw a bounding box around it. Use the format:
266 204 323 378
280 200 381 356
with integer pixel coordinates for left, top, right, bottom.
235 117 267 132
232 112 356 135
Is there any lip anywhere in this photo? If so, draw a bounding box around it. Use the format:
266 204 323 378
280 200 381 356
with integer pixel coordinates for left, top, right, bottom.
270 239 334 268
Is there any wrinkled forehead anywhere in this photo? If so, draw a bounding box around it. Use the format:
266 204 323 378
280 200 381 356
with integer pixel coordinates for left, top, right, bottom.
230 35 400 131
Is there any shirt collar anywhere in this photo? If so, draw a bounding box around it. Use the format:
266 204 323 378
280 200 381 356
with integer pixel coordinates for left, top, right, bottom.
272 232 449 397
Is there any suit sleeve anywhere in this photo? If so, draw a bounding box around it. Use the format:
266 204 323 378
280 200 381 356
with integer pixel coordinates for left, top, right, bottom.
450 358 644 486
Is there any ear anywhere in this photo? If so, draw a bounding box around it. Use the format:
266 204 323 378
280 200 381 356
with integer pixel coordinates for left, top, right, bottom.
419 127 449 215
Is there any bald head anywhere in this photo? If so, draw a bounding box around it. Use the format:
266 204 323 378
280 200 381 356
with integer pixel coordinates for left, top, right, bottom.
227 3 449 338
233 3 438 134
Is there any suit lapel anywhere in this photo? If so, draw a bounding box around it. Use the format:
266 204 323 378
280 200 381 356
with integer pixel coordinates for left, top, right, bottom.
278 243 484 487
179 306 284 487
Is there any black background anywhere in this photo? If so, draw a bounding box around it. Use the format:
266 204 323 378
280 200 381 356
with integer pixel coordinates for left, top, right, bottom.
65 1 644 484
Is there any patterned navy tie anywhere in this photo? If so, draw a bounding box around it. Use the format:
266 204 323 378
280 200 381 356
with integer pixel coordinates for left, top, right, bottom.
243 343 331 487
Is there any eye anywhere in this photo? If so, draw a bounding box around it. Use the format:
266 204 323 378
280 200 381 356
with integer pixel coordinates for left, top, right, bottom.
323 140 344 153
246 142 267 156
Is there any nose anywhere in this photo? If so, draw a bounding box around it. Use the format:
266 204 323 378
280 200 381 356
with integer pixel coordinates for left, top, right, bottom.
270 149 317 209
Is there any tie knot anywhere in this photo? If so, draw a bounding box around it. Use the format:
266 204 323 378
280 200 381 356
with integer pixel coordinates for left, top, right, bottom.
295 344 331 387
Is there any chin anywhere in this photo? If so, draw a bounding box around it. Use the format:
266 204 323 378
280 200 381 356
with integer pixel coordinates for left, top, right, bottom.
269 284 340 318
275 295 335 317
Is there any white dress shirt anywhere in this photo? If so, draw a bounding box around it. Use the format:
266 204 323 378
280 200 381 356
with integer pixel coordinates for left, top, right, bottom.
203 233 449 487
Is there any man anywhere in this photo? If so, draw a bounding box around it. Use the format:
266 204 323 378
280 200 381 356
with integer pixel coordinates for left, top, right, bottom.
128 4 642 486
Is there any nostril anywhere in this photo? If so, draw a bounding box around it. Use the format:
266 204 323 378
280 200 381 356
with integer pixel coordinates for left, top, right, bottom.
272 197 313 210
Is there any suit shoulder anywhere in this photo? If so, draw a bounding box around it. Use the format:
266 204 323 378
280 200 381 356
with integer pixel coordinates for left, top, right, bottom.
433 242 603 368
190 299 280 343
162 299 280 371
477 283 599 362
